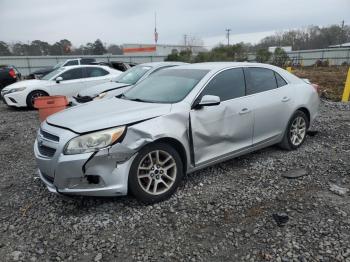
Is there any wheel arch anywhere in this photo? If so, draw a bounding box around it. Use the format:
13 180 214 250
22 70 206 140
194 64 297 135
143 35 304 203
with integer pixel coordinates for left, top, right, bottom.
26 89 50 107
152 137 188 174
26 89 50 98
296 107 310 126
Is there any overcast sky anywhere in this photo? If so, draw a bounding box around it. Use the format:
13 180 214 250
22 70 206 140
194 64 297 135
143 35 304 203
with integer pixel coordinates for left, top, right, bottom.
0 0 349 48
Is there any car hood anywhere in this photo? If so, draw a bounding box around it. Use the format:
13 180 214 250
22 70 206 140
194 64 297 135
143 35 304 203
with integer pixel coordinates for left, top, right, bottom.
2 79 52 91
47 97 172 133
78 82 130 97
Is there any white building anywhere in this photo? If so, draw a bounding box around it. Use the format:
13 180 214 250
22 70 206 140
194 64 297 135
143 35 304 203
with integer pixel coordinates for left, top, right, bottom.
329 42 350 48
122 43 207 56
268 46 292 53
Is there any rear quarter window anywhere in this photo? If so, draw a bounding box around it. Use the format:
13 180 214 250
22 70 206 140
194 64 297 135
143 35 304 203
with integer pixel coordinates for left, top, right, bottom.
275 72 288 87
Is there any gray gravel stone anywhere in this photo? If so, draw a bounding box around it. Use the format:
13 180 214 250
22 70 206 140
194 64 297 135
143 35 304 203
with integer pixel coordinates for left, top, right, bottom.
282 168 308 179
329 183 349 196
0 100 349 261
11 251 22 261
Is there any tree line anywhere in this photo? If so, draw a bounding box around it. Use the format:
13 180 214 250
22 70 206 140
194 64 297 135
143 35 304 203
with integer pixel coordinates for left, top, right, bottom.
166 24 350 65
0 24 349 57
255 24 350 50
0 39 123 56
166 45 290 66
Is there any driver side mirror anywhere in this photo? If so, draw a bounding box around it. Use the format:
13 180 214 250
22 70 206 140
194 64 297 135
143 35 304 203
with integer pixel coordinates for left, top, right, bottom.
56 76 63 83
193 95 221 109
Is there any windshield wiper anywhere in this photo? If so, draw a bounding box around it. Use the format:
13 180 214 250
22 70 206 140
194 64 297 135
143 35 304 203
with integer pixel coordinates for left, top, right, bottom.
118 94 154 103
128 98 150 102
118 94 128 99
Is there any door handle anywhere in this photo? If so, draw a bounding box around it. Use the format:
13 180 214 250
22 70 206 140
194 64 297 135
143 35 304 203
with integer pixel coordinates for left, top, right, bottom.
282 96 290 102
239 108 250 115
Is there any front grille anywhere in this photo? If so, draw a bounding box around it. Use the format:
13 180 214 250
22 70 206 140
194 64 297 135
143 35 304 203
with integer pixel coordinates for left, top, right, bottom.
42 172 54 184
38 145 56 157
40 129 59 142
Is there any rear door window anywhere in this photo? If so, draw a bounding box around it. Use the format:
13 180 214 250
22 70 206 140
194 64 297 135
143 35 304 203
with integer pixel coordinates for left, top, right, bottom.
245 68 278 95
85 67 109 78
200 68 245 101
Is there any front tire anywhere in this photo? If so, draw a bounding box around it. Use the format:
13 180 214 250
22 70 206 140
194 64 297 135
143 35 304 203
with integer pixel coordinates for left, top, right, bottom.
128 142 183 204
26 90 48 109
279 110 309 150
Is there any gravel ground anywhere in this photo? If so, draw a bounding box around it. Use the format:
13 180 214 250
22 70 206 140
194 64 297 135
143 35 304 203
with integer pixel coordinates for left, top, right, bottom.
0 100 349 262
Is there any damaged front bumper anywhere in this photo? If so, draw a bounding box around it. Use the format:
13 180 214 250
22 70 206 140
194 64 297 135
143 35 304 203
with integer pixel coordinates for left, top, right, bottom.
34 122 137 196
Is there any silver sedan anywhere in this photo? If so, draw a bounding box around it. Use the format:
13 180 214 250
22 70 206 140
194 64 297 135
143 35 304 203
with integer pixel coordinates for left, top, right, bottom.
34 62 319 203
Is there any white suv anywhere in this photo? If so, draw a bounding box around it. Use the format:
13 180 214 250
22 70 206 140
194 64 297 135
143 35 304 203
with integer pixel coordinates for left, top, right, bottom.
29 58 96 79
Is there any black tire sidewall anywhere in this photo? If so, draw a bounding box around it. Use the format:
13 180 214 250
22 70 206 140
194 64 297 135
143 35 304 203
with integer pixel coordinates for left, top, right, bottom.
286 111 309 150
128 142 183 204
26 90 48 108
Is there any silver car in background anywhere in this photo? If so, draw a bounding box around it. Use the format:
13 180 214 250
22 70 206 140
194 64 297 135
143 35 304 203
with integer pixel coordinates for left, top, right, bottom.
34 62 319 203
72 61 187 104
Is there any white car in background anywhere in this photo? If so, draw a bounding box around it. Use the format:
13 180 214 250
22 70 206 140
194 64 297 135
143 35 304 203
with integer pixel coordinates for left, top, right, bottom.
27 58 97 79
73 62 187 105
1 65 122 108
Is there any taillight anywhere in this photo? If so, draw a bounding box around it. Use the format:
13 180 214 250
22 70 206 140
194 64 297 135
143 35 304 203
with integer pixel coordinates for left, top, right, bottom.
9 68 16 79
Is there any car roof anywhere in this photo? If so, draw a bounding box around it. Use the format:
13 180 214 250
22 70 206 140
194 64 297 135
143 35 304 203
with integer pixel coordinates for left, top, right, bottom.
138 61 188 68
167 62 283 71
61 65 111 70
165 62 303 84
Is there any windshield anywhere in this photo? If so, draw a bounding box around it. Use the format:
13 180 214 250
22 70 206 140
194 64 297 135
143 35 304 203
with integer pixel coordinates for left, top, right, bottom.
123 69 209 103
114 65 152 85
53 61 65 69
41 68 65 80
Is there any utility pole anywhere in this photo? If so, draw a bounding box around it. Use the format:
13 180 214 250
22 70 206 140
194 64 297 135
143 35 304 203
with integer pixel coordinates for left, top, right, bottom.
225 28 231 46
184 34 188 47
340 20 345 47
154 12 158 46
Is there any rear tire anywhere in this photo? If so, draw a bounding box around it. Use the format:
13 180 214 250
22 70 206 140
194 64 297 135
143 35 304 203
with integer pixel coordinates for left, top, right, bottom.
26 90 48 109
128 142 184 204
279 110 309 150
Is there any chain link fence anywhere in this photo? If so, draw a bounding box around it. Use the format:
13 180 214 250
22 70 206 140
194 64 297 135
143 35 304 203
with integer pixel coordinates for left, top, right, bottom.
0 55 167 76
248 47 350 66
1 47 350 76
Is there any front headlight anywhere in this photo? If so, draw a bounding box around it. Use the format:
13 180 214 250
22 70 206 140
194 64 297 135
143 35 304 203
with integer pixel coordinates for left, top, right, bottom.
93 92 107 100
3 87 26 95
64 126 125 155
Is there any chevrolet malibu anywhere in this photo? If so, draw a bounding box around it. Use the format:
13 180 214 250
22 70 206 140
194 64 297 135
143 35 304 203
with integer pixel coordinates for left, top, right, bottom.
34 62 319 203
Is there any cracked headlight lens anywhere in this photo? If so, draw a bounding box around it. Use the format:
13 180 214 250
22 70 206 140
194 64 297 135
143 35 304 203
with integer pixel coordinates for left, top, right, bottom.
64 126 125 155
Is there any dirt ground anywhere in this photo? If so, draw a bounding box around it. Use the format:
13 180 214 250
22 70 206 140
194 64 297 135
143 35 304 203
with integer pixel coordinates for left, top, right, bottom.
293 66 349 101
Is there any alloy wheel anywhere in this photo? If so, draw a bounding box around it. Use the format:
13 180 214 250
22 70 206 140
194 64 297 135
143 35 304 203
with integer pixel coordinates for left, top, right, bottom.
137 150 177 195
290 116 306 146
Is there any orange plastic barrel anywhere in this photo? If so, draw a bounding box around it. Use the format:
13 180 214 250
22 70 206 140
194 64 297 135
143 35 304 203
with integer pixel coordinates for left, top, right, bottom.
34 96 68 122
